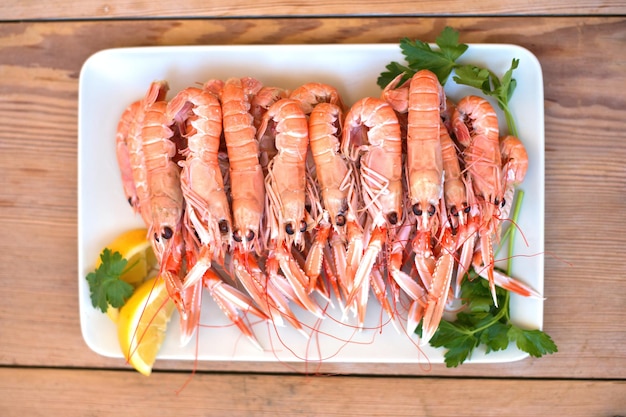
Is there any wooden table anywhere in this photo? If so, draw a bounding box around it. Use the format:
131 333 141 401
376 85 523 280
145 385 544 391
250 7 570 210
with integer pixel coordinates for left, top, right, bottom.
1 1 625 415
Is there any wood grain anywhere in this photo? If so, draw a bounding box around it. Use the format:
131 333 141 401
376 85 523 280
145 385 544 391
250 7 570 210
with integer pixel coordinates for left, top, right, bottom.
1 17 626 382
2 0 625 20
0 368 624 416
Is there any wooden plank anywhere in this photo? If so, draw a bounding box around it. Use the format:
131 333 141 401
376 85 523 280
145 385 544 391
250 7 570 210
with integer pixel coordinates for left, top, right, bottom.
0 368 624 416
0 17 625 378
2 0 625 20
0 0 626 20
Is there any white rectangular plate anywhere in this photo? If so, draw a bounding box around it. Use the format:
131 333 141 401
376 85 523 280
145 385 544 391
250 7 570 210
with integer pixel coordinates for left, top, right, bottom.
78 43 544 365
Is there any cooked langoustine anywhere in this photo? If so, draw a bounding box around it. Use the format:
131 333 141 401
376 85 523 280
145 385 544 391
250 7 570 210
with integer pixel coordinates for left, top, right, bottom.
220 77 265 251
304 102 364 306
406 70 445 231
440 119 468 230
260 98 310 248
123 81 170 227
218 77 304 331
381 70 444 287
453 95 503 211
401 70 462 344
403 70 447 301
499 134 529 222
439 118 474 298
288 83 354 287
139 85 187 319
258 98 324 318
452 95 503 304
466 134 537 299
306 103 351 232
342 96 404 326
166 86 233 294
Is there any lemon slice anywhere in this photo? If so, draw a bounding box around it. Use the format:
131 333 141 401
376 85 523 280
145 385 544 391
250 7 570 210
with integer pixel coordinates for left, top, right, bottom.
96 228 157 322
117 276 175 376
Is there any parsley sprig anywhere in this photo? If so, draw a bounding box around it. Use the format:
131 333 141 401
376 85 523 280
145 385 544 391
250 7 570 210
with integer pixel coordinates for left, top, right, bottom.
377 26 520 136
428 273 557 367
86 248 135 312
378 26 467 87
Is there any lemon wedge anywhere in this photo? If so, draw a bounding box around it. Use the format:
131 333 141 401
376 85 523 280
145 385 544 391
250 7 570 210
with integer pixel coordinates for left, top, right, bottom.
97 228 156 286
96 228 157 322
117 276 175 376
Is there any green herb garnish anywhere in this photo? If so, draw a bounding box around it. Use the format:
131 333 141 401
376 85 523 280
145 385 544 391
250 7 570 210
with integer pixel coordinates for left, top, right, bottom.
86 248 134 312
378 26 520 136
378 26 468 87
428 274 557 367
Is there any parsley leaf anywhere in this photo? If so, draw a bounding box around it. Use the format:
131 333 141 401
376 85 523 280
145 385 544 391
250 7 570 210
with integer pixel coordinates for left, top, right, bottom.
508 327 558 358
377 26 468 88
429 321 479 368
480 322 511 353
86 248 134 312
377 61 413 89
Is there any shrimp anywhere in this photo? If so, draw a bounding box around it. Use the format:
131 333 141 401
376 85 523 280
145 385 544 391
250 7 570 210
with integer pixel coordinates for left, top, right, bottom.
440 119 468 229
499 135 529 222
308 103 350 228
406 70 445 232
258 98 323 318
439 117 475 296
260 98 310 247
218 79 307 330
387 70 460 341
464 134 536 302
461 134 530 299
453 95 502 208
122 81 170 227
382 70 445 287
342 96 403 326
289 84 356 296
220 77 265 251
167 86 232 291
304 102 363 299
116 81 190 319
140 91 187 318
452 95 503 304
